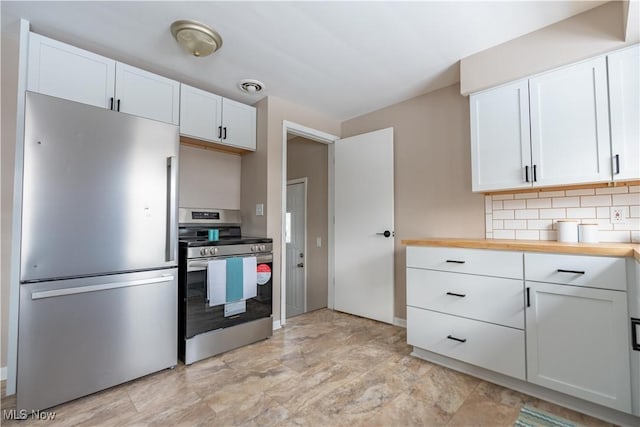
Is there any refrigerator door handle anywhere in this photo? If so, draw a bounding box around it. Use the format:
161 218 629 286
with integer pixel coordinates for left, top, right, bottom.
31 275 175 300
166 156 178 262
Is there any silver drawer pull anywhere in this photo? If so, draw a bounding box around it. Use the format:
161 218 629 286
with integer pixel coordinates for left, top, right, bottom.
447 335 467 343
446 292 466 298
31 275 174 300
446 260 465 264
557 269 585 275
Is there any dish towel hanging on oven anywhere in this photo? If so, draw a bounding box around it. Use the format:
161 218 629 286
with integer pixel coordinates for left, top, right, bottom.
207 257 258 307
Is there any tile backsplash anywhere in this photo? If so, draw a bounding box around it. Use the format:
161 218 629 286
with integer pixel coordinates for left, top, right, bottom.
485 185 640 243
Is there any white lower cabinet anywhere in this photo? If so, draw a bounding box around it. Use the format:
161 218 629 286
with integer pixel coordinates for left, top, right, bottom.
407 246 634 416
407 306 525 379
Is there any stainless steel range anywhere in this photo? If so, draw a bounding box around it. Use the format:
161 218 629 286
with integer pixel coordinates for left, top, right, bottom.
178 208 273 364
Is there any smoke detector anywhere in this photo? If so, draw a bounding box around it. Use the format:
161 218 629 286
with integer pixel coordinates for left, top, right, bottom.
238 79 265 94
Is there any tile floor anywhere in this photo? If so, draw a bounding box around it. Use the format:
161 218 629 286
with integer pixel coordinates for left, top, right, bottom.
1 309 613 426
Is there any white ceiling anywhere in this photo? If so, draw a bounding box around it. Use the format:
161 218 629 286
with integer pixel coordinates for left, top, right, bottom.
1 1 607 121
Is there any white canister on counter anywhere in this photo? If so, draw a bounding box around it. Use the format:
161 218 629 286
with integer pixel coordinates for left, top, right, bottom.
578 223 599 243
556 220 579 242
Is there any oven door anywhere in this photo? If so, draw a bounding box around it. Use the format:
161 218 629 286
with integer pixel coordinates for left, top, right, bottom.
181 253 272 339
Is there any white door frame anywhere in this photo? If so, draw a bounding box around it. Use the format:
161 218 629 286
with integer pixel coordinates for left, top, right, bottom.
286 177 308 317
281 120 339 326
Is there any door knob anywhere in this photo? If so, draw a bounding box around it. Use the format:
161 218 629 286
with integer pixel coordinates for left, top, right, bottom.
376 230 392 238
297 263 304 268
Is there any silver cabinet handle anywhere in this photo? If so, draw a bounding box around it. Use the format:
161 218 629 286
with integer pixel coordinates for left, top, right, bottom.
166 156 178 262
31 275 175 300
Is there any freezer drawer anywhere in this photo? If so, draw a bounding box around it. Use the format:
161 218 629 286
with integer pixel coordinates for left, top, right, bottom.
16 269 178 411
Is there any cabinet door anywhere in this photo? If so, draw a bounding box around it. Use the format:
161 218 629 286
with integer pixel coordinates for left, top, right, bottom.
27 32 115 109
114 63 180 125
179 84 223 142
221 98 257 150
529 57 611 186
608 45 640 181
526 282 631 413
470 79 532 192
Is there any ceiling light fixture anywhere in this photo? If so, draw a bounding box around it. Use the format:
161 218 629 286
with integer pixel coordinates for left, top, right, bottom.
170 20 222 57
238 79 265 94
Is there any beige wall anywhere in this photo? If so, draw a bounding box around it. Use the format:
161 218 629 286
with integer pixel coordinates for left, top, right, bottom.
460 1 640 95
1 19 21 371
342 84 485 319
241 96 340 322
287 137 328 312
179 145 241 209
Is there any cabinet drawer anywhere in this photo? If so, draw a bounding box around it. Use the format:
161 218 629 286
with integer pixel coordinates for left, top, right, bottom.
406 247 523 279
407 307 525 380
525 253 626 291
407 269 524 329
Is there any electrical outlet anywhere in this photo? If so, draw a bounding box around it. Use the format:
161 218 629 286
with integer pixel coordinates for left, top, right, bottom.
610 207 626 223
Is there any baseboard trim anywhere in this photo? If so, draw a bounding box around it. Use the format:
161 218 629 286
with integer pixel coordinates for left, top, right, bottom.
273 320 282 331
393 317 406 328
1 366 6 381
411 347 640 427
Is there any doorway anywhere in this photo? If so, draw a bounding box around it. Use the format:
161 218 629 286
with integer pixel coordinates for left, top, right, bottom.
285 178 307 318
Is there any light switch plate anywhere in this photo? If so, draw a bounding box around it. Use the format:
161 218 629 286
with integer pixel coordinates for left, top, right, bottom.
316 237 322 248
256 203 264 216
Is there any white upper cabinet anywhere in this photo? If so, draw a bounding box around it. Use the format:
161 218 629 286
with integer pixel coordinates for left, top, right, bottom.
179 84 222 141
27 32 179 125
114 63 180 125
470 80 531 192
529 57 611 186
179 84 256 151
221 98 257 151
608 45 640 181
27 32 115 109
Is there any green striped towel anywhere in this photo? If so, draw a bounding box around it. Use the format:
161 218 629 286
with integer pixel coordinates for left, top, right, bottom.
514 405 582 427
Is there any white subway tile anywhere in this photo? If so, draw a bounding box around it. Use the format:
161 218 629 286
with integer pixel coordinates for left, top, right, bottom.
493 230 515 239
485 214 493 232
595 186 629 195
503 199 526 210
515 209 539 219
632 231 640 243
485 196 492 214
527 198 552 209
583 219 612 230
580 195 611 207
539 209 566 219
631 206 640 218
565 189 595 196
515 192 539 199
598 230 631 243
493 220 504 230
630 186 640 193
552 197 580 208
596 207 610 218
613 218 640 231
486 232 493 239
539 190 565 198
613 193 640 206
493 194 514 201
566 207 596 219
528 219 553 230
516 230 540 240
539 230 558 241
493 210 515 220
493 200 503 210
504 220 527 229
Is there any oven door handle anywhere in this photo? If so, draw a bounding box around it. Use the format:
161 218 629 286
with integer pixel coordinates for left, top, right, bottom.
187 255 273 271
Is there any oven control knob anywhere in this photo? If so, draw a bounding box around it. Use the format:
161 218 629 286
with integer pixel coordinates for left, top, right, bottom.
250 246 255 252
200 248 208 256
261 245 266 251
209 248 218 255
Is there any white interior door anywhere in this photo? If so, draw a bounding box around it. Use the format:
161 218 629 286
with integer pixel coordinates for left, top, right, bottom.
334 127 394 324
286 180 306 318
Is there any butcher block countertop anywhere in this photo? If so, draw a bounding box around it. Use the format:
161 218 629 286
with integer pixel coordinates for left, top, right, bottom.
401 238 640 262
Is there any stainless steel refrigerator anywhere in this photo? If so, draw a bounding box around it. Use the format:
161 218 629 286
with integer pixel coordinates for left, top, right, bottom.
17 92 179 411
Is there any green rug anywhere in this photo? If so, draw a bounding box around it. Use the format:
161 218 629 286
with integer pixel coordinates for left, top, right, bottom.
514 405 582 427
